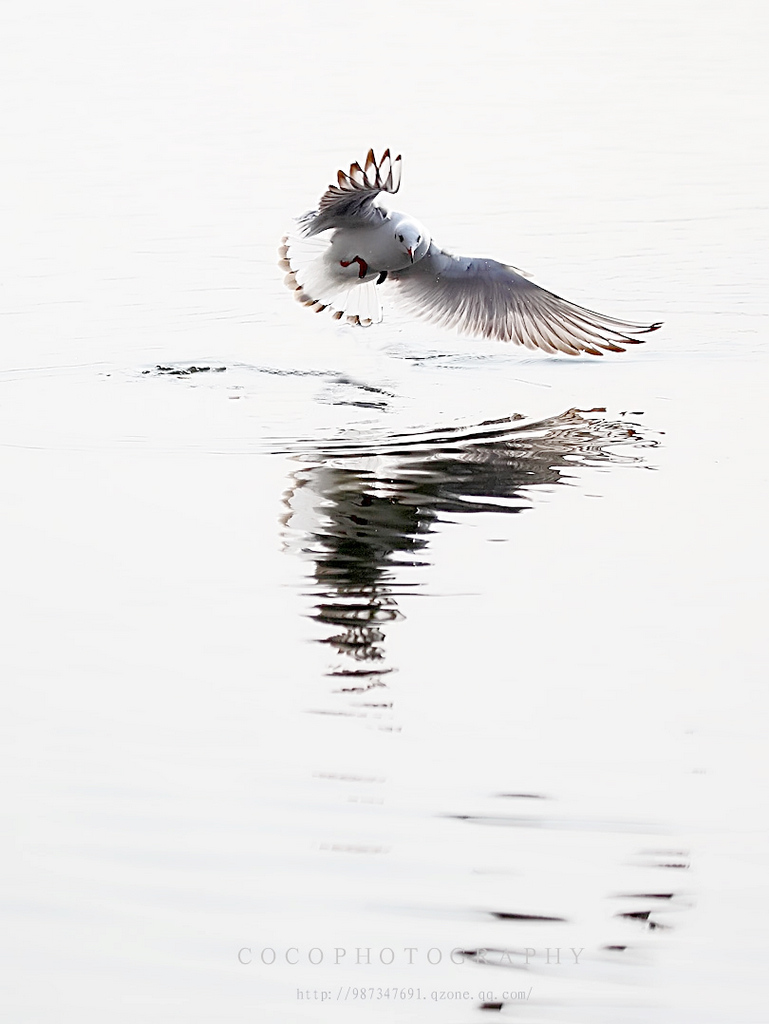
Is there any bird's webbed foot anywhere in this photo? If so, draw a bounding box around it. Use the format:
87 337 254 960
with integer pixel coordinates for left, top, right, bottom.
340 256 369 279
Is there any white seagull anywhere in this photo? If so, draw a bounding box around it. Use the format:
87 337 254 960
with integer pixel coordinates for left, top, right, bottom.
279 149 661 356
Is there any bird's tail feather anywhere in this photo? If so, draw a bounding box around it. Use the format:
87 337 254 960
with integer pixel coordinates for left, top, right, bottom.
278 232 383 327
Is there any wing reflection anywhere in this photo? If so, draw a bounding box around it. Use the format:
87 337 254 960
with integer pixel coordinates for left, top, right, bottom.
282 409 654 696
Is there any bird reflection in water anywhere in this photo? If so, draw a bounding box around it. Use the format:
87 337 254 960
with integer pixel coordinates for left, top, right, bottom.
282 408 654 719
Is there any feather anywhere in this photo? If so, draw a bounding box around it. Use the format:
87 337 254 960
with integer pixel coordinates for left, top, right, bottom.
301 149 402 235
278 231 383 327
389 244 661 355
279 152 662 355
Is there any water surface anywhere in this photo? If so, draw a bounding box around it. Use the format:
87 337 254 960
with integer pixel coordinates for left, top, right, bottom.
1 2 767 1022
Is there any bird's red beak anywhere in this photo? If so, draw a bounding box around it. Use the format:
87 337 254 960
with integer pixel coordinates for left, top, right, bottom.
407 247 414 263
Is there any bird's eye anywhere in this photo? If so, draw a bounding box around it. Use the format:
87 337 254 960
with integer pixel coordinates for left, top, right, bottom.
397 233 403 242
417 235 421 243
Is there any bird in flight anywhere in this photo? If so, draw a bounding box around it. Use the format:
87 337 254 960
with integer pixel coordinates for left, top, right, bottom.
279 149 661 356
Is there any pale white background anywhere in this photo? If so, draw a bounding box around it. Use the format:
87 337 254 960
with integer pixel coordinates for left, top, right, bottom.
1 1 767 1021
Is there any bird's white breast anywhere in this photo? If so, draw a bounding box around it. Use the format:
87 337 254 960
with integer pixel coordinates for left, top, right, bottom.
329 214 427 273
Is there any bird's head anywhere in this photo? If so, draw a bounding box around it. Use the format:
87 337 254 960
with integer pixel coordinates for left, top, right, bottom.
395 219 430 264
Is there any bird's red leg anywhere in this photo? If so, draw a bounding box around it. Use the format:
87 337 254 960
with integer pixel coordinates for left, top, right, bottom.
340 256 368 279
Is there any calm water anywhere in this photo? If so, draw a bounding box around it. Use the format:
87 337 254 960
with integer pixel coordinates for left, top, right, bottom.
2 2 767 1021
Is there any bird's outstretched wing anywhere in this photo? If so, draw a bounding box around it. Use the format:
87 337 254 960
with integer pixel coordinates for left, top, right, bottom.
389 244 662 356
300 149 402 235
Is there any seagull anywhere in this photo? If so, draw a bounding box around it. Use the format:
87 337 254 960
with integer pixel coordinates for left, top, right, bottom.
279 149 661 356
